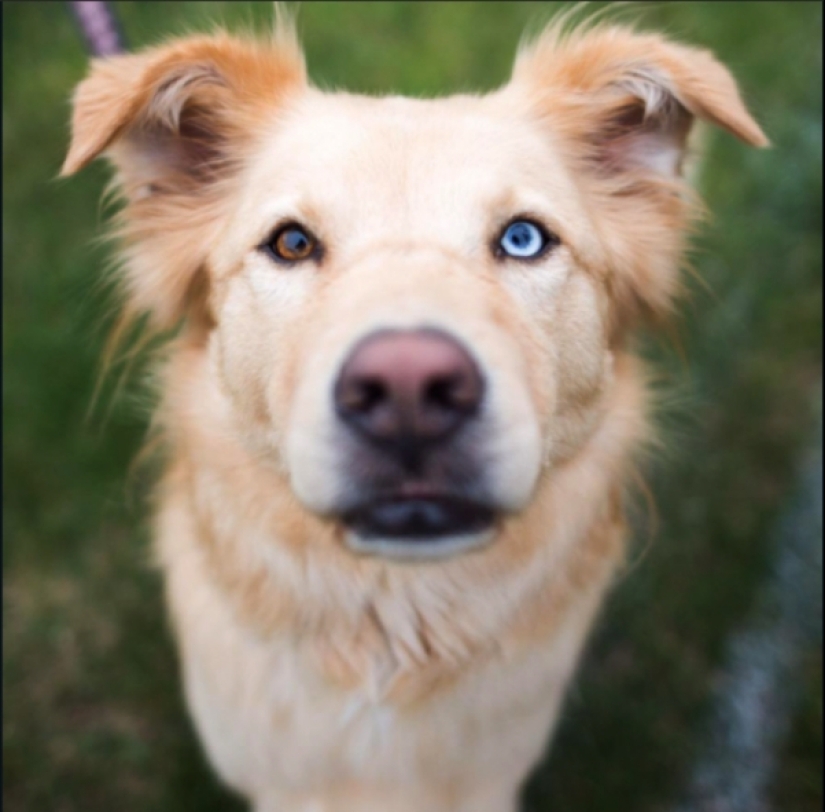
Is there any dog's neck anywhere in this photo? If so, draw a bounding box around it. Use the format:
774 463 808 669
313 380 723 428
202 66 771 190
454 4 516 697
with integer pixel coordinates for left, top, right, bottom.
156 339 647 702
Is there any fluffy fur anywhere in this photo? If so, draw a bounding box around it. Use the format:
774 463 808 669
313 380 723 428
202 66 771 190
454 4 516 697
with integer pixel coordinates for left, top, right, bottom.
63 8 767 811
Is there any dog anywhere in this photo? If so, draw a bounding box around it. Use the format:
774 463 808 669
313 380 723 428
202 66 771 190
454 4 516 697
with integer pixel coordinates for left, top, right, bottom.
62 6 767 811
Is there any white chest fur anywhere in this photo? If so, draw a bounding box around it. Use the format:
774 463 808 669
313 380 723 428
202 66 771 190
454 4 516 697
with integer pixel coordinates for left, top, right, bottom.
160 490 608 809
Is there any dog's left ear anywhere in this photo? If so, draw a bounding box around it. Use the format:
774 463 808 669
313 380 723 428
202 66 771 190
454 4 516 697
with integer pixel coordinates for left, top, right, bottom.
511 23 768 177
509 23 768 334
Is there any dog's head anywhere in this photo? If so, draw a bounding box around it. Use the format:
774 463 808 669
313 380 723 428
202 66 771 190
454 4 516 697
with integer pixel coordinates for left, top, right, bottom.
63 11 766 560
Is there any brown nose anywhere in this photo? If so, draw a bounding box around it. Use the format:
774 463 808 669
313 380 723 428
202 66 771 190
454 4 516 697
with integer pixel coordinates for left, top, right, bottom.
334 328 484 453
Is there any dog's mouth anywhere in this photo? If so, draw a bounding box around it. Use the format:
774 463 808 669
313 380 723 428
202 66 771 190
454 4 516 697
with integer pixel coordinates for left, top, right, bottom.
343 495 495 538
340 495 497 559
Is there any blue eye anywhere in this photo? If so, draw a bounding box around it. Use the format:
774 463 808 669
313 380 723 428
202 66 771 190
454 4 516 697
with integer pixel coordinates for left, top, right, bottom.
498 220 554 260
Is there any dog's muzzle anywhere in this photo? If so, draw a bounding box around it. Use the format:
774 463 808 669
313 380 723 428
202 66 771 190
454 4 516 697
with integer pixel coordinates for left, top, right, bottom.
332 327 498 556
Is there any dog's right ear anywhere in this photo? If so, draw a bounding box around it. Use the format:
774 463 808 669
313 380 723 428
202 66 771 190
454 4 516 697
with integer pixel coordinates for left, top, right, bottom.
61 31 306 189
60 28 306 331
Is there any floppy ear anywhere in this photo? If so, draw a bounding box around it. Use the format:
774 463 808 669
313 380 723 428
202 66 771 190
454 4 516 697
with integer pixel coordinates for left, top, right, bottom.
510 23 768 337
61 29 306 330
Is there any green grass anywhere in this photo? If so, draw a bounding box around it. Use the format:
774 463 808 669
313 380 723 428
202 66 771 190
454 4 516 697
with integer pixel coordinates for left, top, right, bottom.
3 3 821 811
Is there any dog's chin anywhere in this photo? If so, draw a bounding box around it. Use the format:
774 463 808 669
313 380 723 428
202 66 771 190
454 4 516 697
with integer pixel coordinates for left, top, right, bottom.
340 496 498 561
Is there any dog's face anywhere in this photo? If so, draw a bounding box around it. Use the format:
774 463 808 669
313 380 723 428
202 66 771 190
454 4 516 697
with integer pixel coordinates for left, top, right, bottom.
215 91 609 558
62 17 766 560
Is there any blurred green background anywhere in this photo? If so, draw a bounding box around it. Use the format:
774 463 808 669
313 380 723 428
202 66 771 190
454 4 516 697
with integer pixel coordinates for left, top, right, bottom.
3 2 821 811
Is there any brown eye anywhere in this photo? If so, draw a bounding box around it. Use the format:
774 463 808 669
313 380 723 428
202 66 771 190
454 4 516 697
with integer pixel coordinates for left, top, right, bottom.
264 224 319 263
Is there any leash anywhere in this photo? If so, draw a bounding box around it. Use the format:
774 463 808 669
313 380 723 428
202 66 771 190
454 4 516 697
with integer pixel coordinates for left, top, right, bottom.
68 0 125 57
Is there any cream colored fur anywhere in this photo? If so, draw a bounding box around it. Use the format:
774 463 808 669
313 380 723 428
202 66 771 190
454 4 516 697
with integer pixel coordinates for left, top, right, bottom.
63 8 767 811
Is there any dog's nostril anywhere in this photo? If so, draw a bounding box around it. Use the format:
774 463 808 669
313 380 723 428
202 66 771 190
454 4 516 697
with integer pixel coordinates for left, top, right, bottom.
340 378 387 414
424 374 480 412
425 377 455 410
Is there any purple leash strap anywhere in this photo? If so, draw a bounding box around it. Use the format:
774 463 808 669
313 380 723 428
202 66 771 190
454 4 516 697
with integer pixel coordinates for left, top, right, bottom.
68 1 125 57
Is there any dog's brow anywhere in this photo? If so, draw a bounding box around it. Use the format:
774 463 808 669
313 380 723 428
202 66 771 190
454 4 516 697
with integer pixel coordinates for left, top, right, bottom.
248 198 323 244
488 190 568 243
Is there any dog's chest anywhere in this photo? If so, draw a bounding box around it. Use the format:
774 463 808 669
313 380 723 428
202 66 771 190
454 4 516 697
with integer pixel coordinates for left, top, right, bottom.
160 489 611 794
336 696 398 765
178 584 602 797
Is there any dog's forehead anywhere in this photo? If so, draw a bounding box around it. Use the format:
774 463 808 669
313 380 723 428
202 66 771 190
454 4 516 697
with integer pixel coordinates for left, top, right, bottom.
265 91 534 162
244 89 578 226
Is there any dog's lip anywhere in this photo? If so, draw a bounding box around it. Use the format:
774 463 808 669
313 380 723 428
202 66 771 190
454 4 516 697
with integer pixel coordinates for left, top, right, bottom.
340 492 497 542
389 482 458 499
